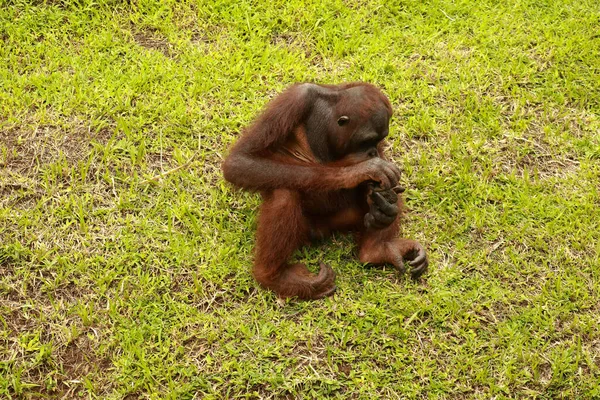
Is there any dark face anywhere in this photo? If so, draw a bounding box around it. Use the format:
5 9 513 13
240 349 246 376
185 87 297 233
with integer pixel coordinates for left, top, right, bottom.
304 85 392 163
333 106 390 161
329 86 391 163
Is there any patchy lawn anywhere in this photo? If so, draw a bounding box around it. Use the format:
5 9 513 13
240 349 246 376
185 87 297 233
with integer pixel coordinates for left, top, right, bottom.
1 0 599 398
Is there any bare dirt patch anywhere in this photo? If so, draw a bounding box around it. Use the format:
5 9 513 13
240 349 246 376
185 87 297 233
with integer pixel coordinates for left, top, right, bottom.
0 121 113 175
486 134 581 180
133 31 173 58
59 333 111 380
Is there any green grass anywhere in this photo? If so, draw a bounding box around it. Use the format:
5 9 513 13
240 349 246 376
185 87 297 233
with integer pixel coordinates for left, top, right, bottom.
1 0 599 398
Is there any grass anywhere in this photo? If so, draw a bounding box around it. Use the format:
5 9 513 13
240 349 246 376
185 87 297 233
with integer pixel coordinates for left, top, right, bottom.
1 0 599 398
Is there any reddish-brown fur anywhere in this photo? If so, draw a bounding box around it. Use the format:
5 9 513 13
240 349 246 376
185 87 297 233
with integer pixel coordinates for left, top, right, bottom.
223 82 428 300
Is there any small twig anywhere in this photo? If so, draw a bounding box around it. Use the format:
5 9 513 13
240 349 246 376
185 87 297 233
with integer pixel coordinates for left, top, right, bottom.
404 310 420 329
439 9 455 21
111 176 117 198
138 152 198 185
